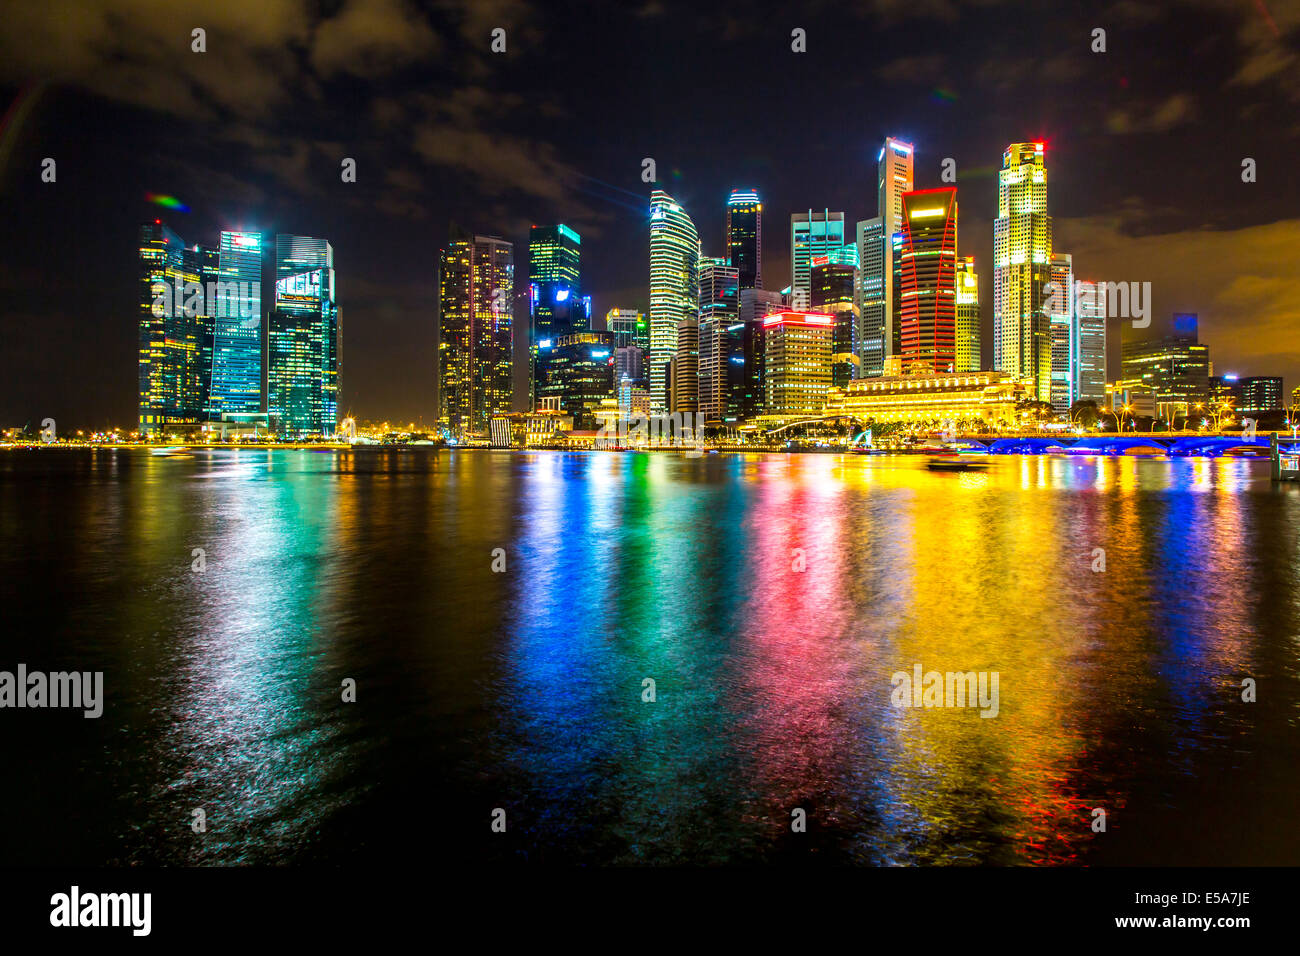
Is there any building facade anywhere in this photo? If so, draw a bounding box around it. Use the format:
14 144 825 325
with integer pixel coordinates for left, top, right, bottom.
993 142 1053 403
763 311 834 419
726 189 762 291
438 229 514 437
649 190 699 412
789 210 845 310
899 188 958 376
955 256 980 373
209 230 264 419
268 235 339 436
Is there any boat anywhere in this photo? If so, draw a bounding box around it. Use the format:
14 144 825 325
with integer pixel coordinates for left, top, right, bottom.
926 453 988 472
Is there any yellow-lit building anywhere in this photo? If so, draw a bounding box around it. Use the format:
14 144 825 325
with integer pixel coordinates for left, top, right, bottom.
822 370 1034 427
763 311 834 418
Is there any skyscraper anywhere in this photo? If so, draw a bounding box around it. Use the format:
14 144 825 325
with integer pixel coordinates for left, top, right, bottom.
763 311 834 418
605 308 644 349
899 188 958 375
789 210 845 309
1074 280 1107 403
208 230 264 419
1048 252 1075 413
857 137 914 379
649 189 699 412
726 189 762 291
268 235 339 436
528 225 584 410
810 248 860 388
1120 313 1210 419
698 257 740 422
955 256 980 373
993 142 1053 402
138 221 205 436
437 228 514 437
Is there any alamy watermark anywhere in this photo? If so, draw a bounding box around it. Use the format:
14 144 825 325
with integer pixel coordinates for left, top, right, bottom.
151 277 261 324
891 663 999 718
1045 278 1151 328
595 412 707 450
0 664 103 718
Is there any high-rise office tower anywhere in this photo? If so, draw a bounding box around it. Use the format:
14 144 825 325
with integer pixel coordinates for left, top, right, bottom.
856 216 886 377
138 221 206 436
437 228 514 437
208 230 264 419
649 190 699 412
1239 376 1283 415
605 308 644 348
528 225 584 409
763 311 834 418
1120 312 1209 419
698 257 740 422
789 210 845 310
268 235 339 436
671 317 700 415
955 257 980 373
1048 252 1075 413
738 288 783 419
1074 280 1106 403
810 248 860 388
857 137 914 378
993 142 1053 402
726 189 762 291
537 331 615 429
899 188 958 375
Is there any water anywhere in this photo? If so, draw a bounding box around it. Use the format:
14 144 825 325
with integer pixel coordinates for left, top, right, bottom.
2 448 1297 866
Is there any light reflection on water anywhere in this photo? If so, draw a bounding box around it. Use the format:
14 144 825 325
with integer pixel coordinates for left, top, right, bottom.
1 448 1298 866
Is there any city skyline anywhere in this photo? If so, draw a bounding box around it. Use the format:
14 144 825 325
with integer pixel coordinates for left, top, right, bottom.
1 1 1297 428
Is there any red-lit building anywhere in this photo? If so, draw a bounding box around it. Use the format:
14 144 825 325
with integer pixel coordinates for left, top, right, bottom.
899 188 958 375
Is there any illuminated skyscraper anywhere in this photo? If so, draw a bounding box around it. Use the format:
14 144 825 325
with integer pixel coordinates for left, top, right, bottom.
605 308 645 349
698 257 740 422
1120 313 1209 419
763 311 834 418
208 230 264 418
810 247 860 388
1048 252 1075 412
649 189 699 411
789 210 845 309
993 142 1053 402
437 227 514 437
726 189 762 291
138 222 205 436
528 225 584 409
857 137 914 378
268 235 339 436
899 188 958 374
955 257 981 373
1075 280 1107 403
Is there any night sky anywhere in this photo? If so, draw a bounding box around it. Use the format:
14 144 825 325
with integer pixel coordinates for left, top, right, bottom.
1 0 1297 429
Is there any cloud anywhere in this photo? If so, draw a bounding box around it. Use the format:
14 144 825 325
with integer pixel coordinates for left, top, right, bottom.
311 0 440 77
1106 93 1198 134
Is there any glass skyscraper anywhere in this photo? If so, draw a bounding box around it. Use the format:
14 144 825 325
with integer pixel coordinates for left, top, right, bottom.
858 137 914 378
789 209 844 309
268 235 339 436
1074 280 1107 403
209 230 264 418
528 224 584 409
1049 252 1075 413
698 257 740 422
726 189 762 291
955 257 981 373
649 189 699 412
138 221 206 436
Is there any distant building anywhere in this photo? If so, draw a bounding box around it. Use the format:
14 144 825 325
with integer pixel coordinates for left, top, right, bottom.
726 189 762 291
955 257 980 373
1048 252 1074 413
537 331 615 429
899 188 958 376
209 230 265 419
649 190 700 412
1120 313 1210 419
529 225 585 410
993 142 1053 403
1239 376 1283 415
698 257 740 422
605 308 645 349
811 250 860 388
437 228 514 437
763 311 834 419
789 209 845 310
1075 280 1107 403
138 221 208 436
268 235 339 436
